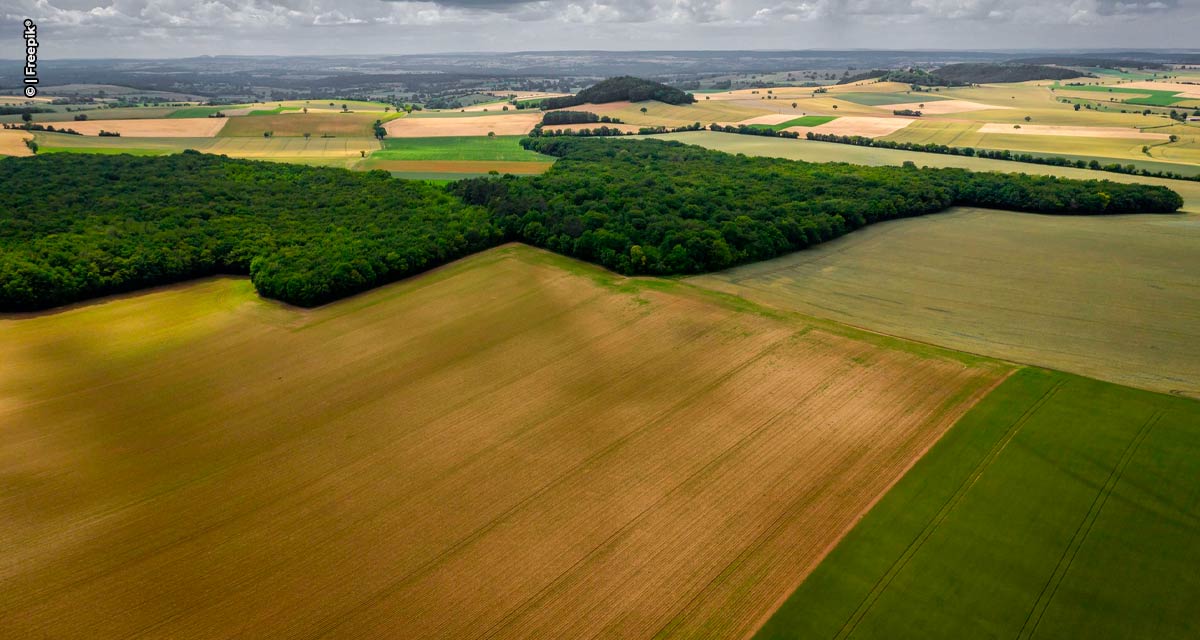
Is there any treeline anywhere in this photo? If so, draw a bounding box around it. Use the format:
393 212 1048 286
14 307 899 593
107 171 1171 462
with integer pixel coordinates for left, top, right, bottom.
0 106 55 115
2 139 1182 311
0 152 499 311
450 138 1181 276
2 122 81 135
838 64 1089 87
543 77 695 110
531 121 705 138
805 131 1200 183
541 110 622 126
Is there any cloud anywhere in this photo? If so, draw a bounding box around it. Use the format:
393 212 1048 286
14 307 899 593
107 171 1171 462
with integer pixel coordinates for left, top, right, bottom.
2 0 1197 56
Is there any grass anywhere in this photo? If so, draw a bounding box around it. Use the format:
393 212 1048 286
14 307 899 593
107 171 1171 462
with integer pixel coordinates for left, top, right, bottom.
756 367 1200 639
0 245 1002 639
834 92 948 106
369 135 554 162
167 106 244 118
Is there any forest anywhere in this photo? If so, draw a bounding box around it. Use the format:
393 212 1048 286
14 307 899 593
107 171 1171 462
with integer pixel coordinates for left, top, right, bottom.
542 76 695 109
0 139 1182 310
0 151 499 310
451 138 1181 275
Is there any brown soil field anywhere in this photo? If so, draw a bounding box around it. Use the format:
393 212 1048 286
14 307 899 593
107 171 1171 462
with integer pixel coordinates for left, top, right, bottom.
365 159 552 174
977 122 1170 140
883 99 1012 114
384 113 542 137
0 128 33 156
0 245 1005 639
791 116 915 138
68 118 229 137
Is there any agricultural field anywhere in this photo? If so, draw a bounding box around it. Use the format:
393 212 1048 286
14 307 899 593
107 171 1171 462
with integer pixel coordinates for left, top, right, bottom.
383 112 541 137
691 207 1200 397
0 128 32 156
0 105 180 124
65 118 229 137
32 131 381 165
0 245 1006 639
360 136 555 176
834 92 950 106
218 112 388 137
757 367 1200 639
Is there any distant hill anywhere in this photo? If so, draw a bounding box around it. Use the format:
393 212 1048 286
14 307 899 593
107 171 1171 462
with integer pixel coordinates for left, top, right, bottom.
838 64 1091 87
543 76 695 109
1010 55 1170 70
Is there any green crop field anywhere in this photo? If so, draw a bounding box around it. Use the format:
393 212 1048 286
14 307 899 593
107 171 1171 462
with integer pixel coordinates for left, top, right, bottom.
752 115 839 131
168 106 246 118
757 367 1200 639
369 135 554 161
0 105 178 124
1055 84 1195 106
690 206 1200 398
834 92 949 106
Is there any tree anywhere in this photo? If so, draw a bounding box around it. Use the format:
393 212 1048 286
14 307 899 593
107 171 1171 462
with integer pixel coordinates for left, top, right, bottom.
341 104 349 112
1024 116 1032 122
1074 103 1081 111
303 107 308 114
832 105 838 110
359 150 366 157
487 131 496 138
21 112 32 125
640 107 648 114
792 102 797 109
303 132 311 140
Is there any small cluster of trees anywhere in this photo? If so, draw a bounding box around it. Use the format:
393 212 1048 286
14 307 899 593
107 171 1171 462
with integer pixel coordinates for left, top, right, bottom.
3 122 81 135
892 109 922 117
805 131 1200 183
708 123 801 139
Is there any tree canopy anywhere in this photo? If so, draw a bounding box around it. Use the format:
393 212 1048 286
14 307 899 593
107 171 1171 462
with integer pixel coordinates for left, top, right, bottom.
542 76 695 110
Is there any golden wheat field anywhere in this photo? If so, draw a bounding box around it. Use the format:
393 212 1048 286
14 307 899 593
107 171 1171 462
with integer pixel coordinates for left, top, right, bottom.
0 245 1006 639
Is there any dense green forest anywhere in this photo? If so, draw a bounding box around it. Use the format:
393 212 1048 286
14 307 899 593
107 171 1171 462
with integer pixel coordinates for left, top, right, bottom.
0 139 1182 311
0 152 498 310
451 138 1182 275
541 110 622 126
542 77 695 110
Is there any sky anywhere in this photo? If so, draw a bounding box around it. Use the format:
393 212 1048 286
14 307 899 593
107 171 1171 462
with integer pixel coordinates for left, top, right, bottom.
3 0 1199 58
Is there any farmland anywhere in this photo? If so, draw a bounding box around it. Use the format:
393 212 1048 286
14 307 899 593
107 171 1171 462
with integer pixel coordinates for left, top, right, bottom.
383 113 542 137
367 135 554 162
0 245 1006 639
218 112 388 137
32 132 381 165
757 367 1200 639
690 207 1200 397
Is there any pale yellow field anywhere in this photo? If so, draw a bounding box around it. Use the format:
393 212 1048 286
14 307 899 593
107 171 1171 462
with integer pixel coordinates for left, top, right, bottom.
884 99 1011 114
0 246 1005 639
977 123 1170 140
566 100 771 126
736 113 806 125
68 118 228 137
0 129 33 156
799 116 915 137
383 113 541 137
1120 81 1200 98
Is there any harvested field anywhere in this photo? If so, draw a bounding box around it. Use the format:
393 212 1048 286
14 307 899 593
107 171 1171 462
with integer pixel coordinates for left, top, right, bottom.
977 123 1170 140
797 116 914 138
67 118 228 137
363 159 551 174
0 129 32 156
759 368 1200 639
833 92 949 107
383 113 541 137
691 207 1200 397
737 113 806 126
0 245 1004 639
218 113 384 137
563 100 771 127
882 99 1011 114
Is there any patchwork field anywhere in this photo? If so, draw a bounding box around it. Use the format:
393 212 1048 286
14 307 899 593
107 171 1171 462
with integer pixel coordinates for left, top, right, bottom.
0 245 1006 639
66 118 229 137
834 92 949 107
691 207 1200 397
567 100 771 126
757 367 1200 639
383 113 541 137
800 116 915 137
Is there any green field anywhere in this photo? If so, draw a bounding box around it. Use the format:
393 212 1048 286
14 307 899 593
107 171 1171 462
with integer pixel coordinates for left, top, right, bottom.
1055 83 1196 106
833 92 948 106
369 136 554 161
167 106 244 118
757 367 1200 639
0 105 178 124
751 115 839 131
691 206 1200 397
